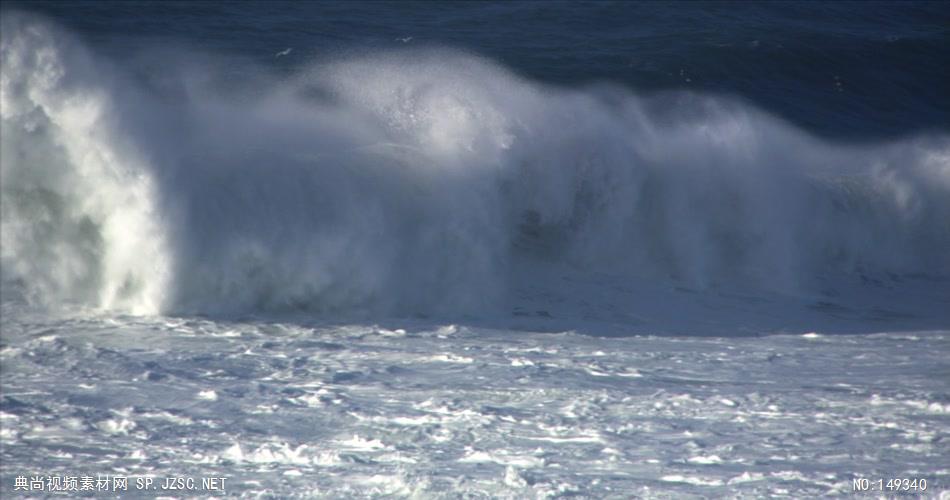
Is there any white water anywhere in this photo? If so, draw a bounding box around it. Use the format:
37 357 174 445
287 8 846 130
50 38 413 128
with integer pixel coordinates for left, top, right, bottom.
3 13 949 319
1 306 948 497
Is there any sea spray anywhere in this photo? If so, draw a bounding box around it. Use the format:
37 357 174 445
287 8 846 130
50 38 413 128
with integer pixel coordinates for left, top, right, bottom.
2 13 948 316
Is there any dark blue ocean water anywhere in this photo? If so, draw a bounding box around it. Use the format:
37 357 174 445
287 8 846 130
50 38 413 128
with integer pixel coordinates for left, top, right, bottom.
9 0 950 140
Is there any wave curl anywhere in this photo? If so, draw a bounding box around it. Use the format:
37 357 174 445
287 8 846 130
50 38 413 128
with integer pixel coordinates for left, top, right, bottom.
2 13 948 316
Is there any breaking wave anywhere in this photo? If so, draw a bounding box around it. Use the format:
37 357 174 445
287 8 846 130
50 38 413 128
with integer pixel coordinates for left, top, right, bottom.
2 13 949 316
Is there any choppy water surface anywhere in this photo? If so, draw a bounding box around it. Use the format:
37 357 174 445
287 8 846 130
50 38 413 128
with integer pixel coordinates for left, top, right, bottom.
2 303 947 497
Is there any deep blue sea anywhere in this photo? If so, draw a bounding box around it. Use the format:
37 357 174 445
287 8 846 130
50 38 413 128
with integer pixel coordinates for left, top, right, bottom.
12 0 950 139
2 2 949 498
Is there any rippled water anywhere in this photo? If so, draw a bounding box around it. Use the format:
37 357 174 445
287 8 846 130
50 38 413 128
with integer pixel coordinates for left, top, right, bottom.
2 301 947 497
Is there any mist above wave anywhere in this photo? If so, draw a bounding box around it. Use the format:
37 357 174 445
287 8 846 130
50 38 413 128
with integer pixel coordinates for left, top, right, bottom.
2 13 948 317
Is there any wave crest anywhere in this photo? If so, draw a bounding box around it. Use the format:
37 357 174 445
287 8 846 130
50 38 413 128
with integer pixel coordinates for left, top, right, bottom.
2 14 948 316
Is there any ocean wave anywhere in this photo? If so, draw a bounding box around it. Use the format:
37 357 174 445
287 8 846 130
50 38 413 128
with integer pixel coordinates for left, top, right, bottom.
2 13 948 316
